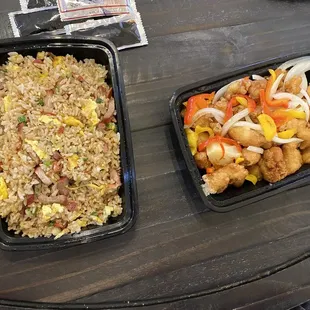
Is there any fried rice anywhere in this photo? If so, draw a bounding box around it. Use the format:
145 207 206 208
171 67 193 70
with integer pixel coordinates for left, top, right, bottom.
0 51 122 239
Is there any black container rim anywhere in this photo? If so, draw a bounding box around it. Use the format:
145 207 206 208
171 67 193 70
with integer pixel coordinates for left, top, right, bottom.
0 36 138 250
170 51 310 212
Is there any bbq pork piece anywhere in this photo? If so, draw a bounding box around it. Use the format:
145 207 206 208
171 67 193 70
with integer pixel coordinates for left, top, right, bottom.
258 147 287 183
202 163 248 194
282 143 302 175
228 127 267 147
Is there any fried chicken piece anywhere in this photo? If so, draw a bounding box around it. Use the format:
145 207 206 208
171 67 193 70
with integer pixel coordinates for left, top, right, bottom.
247 164 263 181
262 141 273 149
248 80 267 101
213 97 227 113
285 75 302 95
194 152 211 169
224 79 252 100
202 163 248 194
300 140 310 150
258 147 287 183
282 143 302 175
228 127 267 147
209 122 222 135
249 105 262 123
280 119 310 141
302 147 310 164
241 149 261 166
193 115 210 128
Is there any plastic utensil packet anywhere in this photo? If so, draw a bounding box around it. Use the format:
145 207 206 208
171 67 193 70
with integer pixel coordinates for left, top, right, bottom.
65 12 148 50
20 0 57 11
58 0 137 21
9 7 67 37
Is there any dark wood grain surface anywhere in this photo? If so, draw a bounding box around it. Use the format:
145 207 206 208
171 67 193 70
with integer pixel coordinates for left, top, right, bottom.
1 1 310 309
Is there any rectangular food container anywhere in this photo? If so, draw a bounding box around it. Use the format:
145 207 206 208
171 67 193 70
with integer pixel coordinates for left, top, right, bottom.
0 36 138 250
170 53 310 212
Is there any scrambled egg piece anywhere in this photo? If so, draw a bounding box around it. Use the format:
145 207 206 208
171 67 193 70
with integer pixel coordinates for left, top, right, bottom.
42 203 64 221
25 139 48 160
0 177 8 200
63 116 84 127
3 96 12 112
68 154 79 170
76 219 87 227
40 72 48 79
37 52 45 60
53 56 65 67
6 62 20 72
82 99 99 127
39 115 61 126
87 184 106 195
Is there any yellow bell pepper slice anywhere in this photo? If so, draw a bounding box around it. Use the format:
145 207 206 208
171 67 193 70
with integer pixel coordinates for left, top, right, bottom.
280 109 306 120
235 157 244 164
0 177 8 200
185 128 198 156
195 125 214 137
245 174 258 185
268 69 277 81
278 128 297 139
236 96 248 107
258 114 277 141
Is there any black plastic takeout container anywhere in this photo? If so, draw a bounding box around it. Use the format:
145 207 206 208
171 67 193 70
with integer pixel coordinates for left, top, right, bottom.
0 36 138 250
170 53 310 212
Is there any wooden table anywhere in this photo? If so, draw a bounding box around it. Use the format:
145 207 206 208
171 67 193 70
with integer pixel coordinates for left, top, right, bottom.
1 1 310 309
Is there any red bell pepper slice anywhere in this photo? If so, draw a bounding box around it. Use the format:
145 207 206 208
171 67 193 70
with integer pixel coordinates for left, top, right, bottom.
260 89 291 127
224 98 234 123
184 92 215 125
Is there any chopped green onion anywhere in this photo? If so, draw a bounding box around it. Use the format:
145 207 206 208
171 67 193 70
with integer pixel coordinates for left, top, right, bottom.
49 220 55 227
96 98 103 104
106 122 117 132
25 209 32 217
38 98 44 106
83 158 88 162
18 115 27 124
91 212 98 216
43 160 52 167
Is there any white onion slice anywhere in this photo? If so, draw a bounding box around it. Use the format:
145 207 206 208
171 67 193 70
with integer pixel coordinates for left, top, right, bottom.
272 136 303 144
186 108 225 128
212 78 242 105
278 57 310 70
252 74 266 81
247 146 264 154
245 115 254 123
273 92 309 121
285 61 310 83
269 73 284 100
232 121 262 131
301 73 308 92
221 109 250 136
300 89 310 106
